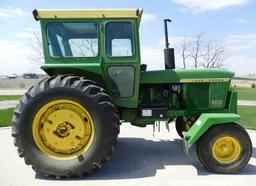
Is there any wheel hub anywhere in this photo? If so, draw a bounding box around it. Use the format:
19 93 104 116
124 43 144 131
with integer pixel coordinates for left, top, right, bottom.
33 100 95 160
212 136 241 164
56 122 72 137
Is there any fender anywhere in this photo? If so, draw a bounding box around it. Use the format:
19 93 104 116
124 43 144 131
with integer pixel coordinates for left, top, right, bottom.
182 113 241 152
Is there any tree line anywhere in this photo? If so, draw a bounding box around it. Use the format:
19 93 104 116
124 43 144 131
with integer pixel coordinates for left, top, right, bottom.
176 33 227 69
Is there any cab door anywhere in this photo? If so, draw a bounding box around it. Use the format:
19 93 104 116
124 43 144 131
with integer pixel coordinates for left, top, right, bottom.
101 19 141 108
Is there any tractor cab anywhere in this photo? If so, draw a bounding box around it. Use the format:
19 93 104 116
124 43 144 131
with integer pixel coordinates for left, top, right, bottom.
33 9 142 108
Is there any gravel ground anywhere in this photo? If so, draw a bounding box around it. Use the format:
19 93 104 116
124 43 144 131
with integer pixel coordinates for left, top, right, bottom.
0 77 44 90
0 124 255 186
0 100 19 109
238 100 256 106
0 89 26 96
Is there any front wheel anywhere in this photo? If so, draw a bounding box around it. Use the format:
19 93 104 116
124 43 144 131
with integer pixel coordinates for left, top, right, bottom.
196 123 252 174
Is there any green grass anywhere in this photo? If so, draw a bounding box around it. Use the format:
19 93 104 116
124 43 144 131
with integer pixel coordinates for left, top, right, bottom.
235 88 256 100
0 108 14 127
238 106 256 130
0 95 22 101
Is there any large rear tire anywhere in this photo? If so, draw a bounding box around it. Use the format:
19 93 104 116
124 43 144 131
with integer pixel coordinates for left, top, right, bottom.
196 123 252 174
12 75 120 178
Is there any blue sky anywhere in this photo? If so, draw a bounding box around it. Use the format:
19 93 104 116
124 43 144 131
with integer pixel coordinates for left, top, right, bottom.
0 0 256 75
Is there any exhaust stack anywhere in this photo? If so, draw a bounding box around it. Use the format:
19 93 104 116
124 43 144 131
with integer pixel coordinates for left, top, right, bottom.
164 19 175 69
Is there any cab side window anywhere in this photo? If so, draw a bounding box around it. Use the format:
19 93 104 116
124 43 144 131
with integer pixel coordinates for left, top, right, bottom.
46 22 98 58
105 22 135 57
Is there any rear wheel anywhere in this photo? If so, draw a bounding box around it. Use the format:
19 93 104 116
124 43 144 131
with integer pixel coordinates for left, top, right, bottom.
196 123 252 173
12 75 120 177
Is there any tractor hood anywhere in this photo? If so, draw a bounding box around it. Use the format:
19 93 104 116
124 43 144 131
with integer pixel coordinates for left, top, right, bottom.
140 69 235 84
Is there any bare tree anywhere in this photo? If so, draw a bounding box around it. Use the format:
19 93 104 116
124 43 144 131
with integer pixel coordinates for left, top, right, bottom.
69 40 87 56
28 32 44 68
69 39 97 57
28 32 98 71
179 38 191 69
200 42 227 68
85 40 97 56
189 33 204 69
176 33 227 69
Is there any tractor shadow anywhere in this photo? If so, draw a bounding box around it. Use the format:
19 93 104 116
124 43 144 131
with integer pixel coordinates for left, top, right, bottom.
36 138 256 180
252 147 256 158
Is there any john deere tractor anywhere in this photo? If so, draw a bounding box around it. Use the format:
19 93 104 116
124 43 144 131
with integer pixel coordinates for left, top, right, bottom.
12 9 252 177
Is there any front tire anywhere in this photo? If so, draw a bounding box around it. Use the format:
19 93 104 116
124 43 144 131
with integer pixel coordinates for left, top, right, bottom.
197 123 252 174
12 75 120 177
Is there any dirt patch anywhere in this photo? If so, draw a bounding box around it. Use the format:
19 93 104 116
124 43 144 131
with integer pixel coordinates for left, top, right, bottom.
232 80 256 88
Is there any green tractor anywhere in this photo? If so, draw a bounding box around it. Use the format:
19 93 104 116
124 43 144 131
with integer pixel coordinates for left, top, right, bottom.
12 9 252 177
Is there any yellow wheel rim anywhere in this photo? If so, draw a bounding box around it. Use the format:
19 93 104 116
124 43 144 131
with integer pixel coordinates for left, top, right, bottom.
212 136 241 164
32 99 94 160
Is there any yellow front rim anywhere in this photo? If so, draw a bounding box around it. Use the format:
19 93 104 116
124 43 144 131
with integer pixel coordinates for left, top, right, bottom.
32 99 94 160
212 136 241 164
